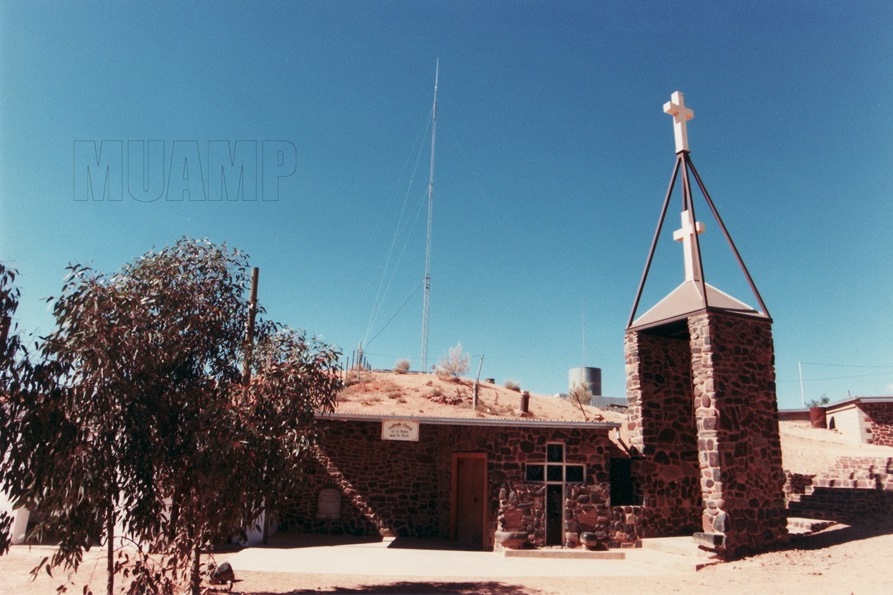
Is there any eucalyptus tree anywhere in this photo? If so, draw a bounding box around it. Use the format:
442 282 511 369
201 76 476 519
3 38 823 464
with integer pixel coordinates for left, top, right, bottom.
0 240 341 594
242 327 340 544
0 262 23 555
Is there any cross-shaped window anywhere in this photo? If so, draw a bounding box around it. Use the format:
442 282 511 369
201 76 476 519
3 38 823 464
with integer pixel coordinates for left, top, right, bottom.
524 442 585 484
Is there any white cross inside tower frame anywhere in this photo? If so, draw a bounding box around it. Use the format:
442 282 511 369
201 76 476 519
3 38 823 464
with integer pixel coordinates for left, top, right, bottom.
673 209 705 282
627 90 773 329
663 91 694 153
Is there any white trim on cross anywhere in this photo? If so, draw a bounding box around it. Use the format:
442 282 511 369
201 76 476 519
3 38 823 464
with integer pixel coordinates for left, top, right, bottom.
663 91 694 153
673 209 705 282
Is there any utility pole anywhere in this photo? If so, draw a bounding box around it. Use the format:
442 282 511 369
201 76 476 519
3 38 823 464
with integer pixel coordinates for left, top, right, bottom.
798 361 805 408
472 354 484 410
242 267 259 398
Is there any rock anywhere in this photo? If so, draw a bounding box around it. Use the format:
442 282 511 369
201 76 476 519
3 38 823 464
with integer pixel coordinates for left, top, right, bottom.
208 561 235 585
495 531 528 550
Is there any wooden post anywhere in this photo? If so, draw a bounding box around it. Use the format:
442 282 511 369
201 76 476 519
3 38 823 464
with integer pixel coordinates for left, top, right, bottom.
472 355 484 410
242 267 259 395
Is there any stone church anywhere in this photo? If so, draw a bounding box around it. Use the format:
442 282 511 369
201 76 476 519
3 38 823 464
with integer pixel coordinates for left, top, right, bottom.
281 91 788 559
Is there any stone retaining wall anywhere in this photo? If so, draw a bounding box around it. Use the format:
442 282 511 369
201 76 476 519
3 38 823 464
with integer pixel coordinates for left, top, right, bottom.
786 456 893 521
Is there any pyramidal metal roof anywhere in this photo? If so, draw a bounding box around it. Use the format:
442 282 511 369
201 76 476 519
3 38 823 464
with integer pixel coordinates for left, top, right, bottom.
627 91 770 331
630 279 766 331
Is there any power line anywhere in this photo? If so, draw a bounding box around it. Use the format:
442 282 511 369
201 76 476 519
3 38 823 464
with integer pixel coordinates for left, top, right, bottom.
800 371 892 382
365 282 422 348
799 361 893 369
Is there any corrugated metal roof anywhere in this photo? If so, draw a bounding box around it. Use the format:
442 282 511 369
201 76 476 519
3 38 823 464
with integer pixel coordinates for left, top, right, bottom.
318 411 620 430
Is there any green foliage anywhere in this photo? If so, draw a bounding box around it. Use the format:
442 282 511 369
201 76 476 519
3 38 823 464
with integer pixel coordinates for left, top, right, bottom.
0 262 22 555
0 239 341 594
807 394 831 407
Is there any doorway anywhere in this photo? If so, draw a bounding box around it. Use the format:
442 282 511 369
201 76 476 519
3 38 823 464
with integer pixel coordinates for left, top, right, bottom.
545 484 563 546
451 453 486 549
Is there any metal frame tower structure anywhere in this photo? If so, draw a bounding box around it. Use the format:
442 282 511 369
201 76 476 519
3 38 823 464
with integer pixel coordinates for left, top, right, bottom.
421 60 438 372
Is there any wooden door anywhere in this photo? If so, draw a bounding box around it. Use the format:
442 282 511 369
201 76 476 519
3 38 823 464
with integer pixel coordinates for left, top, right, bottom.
452 453 486 549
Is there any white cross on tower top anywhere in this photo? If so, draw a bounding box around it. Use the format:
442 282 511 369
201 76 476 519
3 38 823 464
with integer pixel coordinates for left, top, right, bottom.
663 91 694 153
673 209 705 282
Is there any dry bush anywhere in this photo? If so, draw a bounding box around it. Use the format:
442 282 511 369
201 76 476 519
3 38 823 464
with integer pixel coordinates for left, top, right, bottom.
569 382 592 406
434 343 469 379
394 359 411 374
504 379 521 392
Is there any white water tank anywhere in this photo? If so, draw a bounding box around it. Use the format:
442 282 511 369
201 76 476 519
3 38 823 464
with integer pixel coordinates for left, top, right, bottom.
568 367 601 397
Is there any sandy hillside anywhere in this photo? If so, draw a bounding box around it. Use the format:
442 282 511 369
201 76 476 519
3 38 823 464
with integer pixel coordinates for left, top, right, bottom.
336 370 625 423
337 371 893 476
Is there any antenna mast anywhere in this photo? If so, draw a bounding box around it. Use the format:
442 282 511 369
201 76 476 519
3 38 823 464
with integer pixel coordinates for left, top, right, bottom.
421 59 438 372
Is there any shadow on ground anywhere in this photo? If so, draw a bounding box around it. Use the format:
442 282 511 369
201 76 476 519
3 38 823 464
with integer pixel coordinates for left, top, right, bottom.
235 532 483 552
789 514 893 551
239 581 545 594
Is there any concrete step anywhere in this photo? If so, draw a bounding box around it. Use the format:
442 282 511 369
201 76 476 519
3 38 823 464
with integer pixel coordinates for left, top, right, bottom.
502 548 624 560
640 536 709 557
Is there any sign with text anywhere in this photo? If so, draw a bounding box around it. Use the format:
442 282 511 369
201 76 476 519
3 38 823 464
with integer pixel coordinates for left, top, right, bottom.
381 419 420 442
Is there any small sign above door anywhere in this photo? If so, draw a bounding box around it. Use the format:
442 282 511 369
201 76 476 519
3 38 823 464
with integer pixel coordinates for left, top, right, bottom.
381 419 420 441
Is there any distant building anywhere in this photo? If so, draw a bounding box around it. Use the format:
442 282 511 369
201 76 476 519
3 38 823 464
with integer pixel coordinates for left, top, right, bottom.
825 396 893 446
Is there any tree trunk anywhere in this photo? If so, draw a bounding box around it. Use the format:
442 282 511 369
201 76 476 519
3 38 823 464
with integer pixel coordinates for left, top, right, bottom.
106 496 115 595
262 493 270 545
190 540 201 595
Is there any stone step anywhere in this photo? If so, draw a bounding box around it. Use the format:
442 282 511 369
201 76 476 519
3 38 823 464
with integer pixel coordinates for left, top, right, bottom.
787 516 836 534
502 548 625 560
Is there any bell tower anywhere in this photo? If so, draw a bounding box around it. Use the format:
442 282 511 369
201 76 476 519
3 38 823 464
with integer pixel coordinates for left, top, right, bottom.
625 91 788 558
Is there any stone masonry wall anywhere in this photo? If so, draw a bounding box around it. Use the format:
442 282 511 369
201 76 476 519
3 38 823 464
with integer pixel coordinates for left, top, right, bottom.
689 313 788 557
285 420 442 537
786 456 893 521
624 328 704 538
490 427 639 549
285 420 638 550
863 403 893 447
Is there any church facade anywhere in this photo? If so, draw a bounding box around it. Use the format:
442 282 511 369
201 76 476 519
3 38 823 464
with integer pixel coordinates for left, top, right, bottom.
284 412 643 551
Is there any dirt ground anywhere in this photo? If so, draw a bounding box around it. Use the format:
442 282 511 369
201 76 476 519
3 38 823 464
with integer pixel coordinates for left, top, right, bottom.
3 514 893 594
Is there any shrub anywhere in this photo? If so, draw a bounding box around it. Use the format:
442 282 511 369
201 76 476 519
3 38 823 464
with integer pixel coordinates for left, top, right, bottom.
434 343 469 379
569 382 592 406
807 394 830 407
504 379 521 392
394 359 411 374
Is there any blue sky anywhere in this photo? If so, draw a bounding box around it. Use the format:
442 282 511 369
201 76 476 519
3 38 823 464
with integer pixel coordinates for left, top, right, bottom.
2 1 892 408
